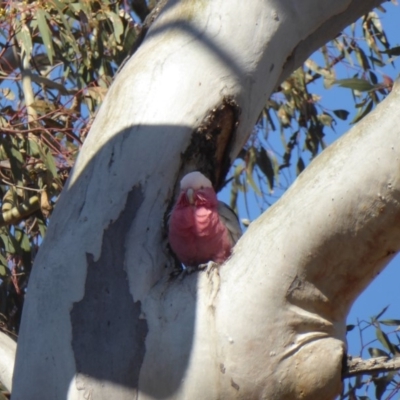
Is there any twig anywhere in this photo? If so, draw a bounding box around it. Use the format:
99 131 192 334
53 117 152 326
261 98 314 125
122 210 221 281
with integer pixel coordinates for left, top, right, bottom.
19 20 37 124
0 178 43 193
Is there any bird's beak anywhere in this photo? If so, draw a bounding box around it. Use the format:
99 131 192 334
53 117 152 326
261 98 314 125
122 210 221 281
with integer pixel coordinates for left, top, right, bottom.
186 188 194 204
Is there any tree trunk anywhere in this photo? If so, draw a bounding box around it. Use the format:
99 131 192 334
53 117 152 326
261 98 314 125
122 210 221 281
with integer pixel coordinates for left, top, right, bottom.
12 0 390 398
0 332 15 391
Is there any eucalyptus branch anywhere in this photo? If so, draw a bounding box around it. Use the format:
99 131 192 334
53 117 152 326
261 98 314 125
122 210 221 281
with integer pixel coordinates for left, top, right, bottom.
18 11 37 126
344 355 400 378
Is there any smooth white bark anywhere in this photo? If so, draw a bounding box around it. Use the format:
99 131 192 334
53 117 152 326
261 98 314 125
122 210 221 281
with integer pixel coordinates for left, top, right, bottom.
137 81 400 399
0 332 15 391
12 0 388 399
211 81 400 398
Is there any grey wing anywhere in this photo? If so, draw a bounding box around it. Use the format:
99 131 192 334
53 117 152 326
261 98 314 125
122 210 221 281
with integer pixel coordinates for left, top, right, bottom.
217 201 242 245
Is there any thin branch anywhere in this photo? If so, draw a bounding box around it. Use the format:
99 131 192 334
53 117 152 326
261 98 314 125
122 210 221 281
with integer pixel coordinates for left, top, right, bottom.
0 178 43 193
344 355 400 378
30 74 77 95
19 16 37 124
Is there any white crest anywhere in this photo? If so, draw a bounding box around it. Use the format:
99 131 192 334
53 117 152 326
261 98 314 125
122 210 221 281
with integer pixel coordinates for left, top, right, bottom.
180 171 212 190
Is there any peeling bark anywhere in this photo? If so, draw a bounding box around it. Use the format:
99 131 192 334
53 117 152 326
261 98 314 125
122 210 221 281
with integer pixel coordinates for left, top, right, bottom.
70 188 147 398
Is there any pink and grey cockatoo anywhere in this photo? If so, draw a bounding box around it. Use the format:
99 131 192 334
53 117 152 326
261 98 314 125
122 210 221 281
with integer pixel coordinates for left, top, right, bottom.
168 171 242 267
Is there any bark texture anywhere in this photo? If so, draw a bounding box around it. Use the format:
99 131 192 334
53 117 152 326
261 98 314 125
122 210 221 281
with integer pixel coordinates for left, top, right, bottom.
0 332 15 391
12 0 389 399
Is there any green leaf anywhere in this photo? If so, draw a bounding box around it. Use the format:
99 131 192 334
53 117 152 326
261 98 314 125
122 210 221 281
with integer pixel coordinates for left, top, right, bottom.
257 148 274 191
36 9 54 64
122 27 137 54
10 146 24 164
296 157 305 175
335 78 374 92
0 252 7 267
342 43 354 67
2 189 15 213
246 148 261 196
382 46 400 56
16 22 32 58
53 0 80 55
69 2 83 13
15 228 31 253
379 319 400 327
375 326 396 354
45 150 57 178
0 233 15 254
355 47 370 70
0 88 15 101
369 70 378 85
351 100 373 124
373 305 389 321
37 218 47 238
368 55 385 67
317 113 333 127
374 375 391 400
105 11 124 44
355 98 368 109
229 180 239 213
368 347 390 358
0 264 7 277
27 138 40 157
246 172 261 195
370 13 389 49
1 139 24 182
333 109 349 120
38 146 57 179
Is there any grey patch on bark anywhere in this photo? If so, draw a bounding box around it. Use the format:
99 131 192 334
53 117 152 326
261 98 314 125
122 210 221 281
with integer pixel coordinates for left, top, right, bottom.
70 186 148 394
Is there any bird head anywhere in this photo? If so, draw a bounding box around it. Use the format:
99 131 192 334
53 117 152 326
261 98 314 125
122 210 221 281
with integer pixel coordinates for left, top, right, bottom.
180 171 213 205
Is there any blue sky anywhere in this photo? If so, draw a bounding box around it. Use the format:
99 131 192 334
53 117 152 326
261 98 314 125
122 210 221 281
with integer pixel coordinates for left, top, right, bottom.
220 2 400 387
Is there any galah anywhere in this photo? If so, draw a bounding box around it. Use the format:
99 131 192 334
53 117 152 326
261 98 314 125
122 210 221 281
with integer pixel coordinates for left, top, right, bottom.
168 171 242 267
